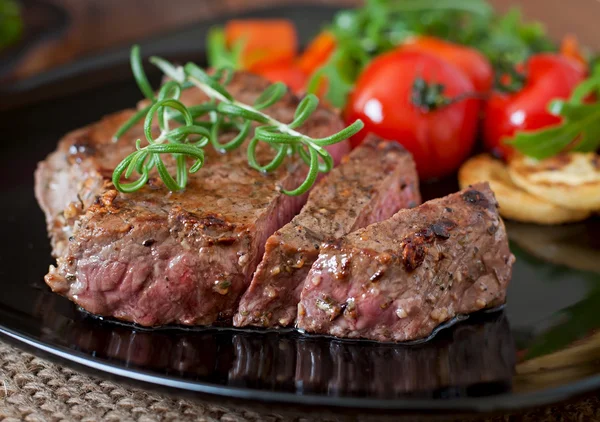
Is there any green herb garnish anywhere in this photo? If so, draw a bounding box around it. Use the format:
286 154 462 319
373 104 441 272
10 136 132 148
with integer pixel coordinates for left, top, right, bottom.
0 0 23 50
305 0 554 107
112 45 363 196
509 65 600 159
207 27 243 70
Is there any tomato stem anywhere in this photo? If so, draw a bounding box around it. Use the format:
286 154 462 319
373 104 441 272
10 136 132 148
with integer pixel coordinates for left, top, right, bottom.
411 77 487 112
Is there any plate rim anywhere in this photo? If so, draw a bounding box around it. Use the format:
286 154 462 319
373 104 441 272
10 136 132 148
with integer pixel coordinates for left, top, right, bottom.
2 3 600 414
2 325 599 414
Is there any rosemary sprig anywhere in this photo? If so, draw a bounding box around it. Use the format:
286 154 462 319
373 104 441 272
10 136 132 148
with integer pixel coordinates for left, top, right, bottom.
112 45 363 196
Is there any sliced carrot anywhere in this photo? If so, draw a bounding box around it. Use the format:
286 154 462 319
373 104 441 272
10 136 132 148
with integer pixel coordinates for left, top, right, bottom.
297 31 337 75
561 34 587 68
224 19 298 71
252 60 308 94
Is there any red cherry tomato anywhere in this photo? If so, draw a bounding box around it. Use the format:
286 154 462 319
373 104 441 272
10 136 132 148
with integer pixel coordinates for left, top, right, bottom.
484 53 587 159
344 50 480 180
400 36 494 93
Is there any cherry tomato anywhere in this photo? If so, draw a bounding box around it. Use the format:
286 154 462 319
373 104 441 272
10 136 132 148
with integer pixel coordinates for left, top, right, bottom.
345 50 480 180
400 36 493 93
484 53 587 159
251 61 308 94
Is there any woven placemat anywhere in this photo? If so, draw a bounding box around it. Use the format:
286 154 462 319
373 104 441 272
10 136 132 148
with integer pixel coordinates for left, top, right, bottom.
1 339 599 422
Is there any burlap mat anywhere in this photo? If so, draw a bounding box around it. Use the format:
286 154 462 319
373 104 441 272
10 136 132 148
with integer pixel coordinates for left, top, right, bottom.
1 340 599 422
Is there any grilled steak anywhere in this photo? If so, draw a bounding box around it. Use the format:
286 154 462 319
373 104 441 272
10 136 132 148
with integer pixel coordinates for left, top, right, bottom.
235 137 420 327
35 72 350 326
297 183 515 342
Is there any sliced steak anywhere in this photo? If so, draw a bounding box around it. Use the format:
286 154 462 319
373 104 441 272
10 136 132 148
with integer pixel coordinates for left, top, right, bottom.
234 137 420 327
297 182 515 342
35 71 350 326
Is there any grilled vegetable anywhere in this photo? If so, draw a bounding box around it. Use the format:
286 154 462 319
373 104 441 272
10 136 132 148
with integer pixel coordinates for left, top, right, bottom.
459 154 590 224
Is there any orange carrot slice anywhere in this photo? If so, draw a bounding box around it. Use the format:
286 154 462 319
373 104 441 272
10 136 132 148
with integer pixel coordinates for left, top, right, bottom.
225 19 298 70
297 31 337 75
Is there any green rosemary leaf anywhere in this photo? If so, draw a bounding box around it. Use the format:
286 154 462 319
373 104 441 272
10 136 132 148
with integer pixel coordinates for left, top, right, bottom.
166 125 212 144
150 56 186 83
124 151 143 179
144 142 206 162
211 120 251 152
166 103 218 123
155 157 183 191
247 138 288 173
316 151 334 172
283 147 320 196
144 99 193 144
295 144 312 167
119 142 207 192
184 63 234 101
217 102 270 124
157 81 183 131
176 154 188 188
290 95 319 129
136 148 154 174
113 106 151 142
114 45 363 196
296 144 333 173
113 153 150 193
213 67 236 86
130 45 155 101
313 120 365 146
255 126 302 144
157 80 182 101
254 82 287 110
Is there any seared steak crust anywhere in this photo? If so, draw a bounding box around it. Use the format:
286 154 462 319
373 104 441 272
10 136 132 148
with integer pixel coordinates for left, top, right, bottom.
235 138 420 327
297 183 515 342
36 72 350 326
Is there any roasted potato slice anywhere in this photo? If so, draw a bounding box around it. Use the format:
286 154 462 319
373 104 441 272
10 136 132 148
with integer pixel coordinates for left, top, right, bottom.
459 154 590 225
508 153 600 211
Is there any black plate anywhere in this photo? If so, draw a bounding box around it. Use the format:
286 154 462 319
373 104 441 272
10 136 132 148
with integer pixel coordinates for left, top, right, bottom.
1 4 600 417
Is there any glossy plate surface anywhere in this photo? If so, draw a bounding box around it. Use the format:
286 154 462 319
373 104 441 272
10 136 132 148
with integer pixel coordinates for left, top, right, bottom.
1 5 600 415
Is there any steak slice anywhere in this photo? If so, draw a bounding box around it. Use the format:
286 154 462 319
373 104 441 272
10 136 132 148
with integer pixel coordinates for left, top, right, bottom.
35 71 350 326
234 137 420 328
297 182 515 342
